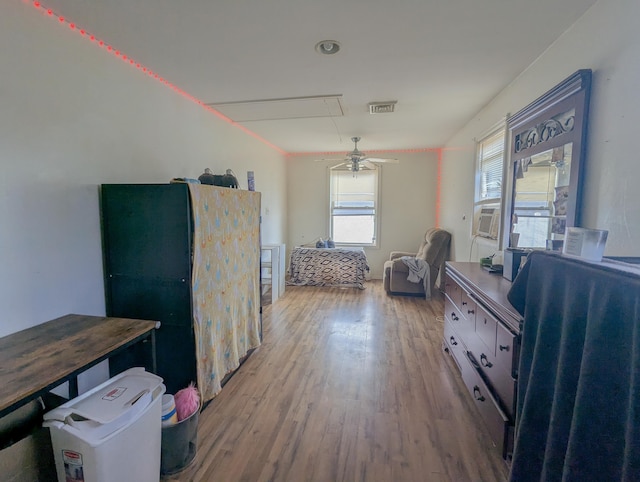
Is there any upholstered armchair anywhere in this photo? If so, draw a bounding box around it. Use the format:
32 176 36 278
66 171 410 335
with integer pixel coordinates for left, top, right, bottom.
383 228 451 297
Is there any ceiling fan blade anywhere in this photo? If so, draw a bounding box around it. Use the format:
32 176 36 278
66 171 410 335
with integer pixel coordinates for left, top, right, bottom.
314 157 347 162
364 157 400 164
330 162 349 169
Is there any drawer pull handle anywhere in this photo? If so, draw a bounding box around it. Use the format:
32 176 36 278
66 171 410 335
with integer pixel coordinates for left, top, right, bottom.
499 344 510 352
467 309 475 315
466 351 480 369
462 301 467 306
451 312 459 321
480 354 493 368
449 336 458 346
473 386 485 402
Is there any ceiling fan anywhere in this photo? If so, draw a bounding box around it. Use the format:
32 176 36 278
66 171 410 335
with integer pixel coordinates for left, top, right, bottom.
318 137 399 172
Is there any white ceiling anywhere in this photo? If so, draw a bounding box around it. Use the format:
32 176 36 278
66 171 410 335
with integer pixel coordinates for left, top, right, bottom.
42 0 596 154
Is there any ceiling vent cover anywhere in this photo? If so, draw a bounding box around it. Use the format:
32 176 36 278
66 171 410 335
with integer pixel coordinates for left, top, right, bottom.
368 101 397 114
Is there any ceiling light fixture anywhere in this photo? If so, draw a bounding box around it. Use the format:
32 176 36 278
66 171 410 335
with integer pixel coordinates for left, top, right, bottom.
315 40 341 55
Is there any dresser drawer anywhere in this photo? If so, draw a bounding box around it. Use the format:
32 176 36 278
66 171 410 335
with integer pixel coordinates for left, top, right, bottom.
460 291 477 322
458 351 512 458
444 272 462 309
496 322 519 378
475 303 498 355
444 319 466 369
445 294 461 325
446 294 474 341
444 320 465 361
467 349 516 418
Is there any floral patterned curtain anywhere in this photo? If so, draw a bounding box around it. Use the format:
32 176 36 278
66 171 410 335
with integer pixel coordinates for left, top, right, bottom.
188 184 261 402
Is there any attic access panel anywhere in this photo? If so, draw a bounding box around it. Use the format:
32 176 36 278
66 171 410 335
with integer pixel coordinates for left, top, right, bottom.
207 95 343 122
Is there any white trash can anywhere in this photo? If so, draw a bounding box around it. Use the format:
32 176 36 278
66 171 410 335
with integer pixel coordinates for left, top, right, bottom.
43 367 165 482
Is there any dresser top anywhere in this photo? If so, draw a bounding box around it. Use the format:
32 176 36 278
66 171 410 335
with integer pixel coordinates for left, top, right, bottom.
446 261 522 333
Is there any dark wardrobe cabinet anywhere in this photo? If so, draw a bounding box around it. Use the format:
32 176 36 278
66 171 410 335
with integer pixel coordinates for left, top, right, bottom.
100 183 198 394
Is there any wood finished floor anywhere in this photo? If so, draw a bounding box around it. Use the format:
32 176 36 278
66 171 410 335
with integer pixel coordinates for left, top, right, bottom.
164 280 509 482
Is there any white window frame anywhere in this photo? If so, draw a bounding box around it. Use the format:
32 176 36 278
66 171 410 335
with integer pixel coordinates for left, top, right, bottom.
473 121 507 240
328 165 380 247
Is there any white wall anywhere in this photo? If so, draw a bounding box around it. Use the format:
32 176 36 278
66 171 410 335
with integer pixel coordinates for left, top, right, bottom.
0 2 286 382
287 151 439 278
441 0 640 261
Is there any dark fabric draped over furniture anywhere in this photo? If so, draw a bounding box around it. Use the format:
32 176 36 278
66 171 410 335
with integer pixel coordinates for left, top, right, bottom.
507 250 640 482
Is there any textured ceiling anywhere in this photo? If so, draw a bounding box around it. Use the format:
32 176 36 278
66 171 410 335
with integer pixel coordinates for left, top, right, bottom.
41 0 596 154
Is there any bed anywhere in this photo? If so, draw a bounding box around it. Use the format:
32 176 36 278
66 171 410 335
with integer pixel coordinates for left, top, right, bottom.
287 247 369 289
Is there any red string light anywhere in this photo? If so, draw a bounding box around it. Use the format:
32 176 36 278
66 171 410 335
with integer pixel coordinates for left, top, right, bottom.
436 148 443 228
29 0 287 155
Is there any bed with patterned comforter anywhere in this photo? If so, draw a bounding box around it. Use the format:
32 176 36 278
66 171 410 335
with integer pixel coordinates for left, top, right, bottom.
287 247 369 289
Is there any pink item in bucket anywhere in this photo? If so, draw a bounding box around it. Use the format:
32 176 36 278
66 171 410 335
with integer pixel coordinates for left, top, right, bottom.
174 383 200 421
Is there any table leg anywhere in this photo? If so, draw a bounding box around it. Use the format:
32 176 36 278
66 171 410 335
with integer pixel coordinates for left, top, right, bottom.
69 377 79 399
151 327 158 374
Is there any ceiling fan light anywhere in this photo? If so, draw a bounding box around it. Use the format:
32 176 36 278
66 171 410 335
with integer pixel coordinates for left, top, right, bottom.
315 40 341 55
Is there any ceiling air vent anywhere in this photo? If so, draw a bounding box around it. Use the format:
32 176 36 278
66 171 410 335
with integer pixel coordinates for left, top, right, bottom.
368 101 397 114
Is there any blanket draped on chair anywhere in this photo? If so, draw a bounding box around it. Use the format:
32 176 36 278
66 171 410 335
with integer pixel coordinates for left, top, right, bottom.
400 257 431 298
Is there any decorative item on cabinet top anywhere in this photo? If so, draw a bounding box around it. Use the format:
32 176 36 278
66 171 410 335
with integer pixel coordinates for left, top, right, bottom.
198 168 239 188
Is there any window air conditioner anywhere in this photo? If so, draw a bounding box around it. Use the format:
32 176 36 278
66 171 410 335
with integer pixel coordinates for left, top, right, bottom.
476 207 500 239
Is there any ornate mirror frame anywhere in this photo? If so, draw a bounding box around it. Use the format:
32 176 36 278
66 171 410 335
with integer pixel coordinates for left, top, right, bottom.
501 69 592 250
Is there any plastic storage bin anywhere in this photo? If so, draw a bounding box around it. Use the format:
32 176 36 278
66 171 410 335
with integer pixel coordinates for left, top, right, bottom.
43 367 165 482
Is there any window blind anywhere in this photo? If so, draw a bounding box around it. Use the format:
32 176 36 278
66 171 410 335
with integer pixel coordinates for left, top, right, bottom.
478 130 505 201
329 167 378 245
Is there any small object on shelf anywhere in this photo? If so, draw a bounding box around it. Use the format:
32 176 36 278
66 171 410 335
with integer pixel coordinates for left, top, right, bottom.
326 238 335 248
480 255 494 267
161 394 178 426
223 169 239 189
483 264 503 274
197 168 239 188
247 171 255 191
503 248 530 281
562 227 608 261
198 168 216 185
170 178 201 184
316 238 326 248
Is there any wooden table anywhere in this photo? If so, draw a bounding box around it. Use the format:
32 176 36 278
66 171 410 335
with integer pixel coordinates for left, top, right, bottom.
0 313 159 418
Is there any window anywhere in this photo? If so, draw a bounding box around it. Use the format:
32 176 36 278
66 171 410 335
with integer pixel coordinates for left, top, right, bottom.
329 166 379 246
477 128 505 202
474 124 506 238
